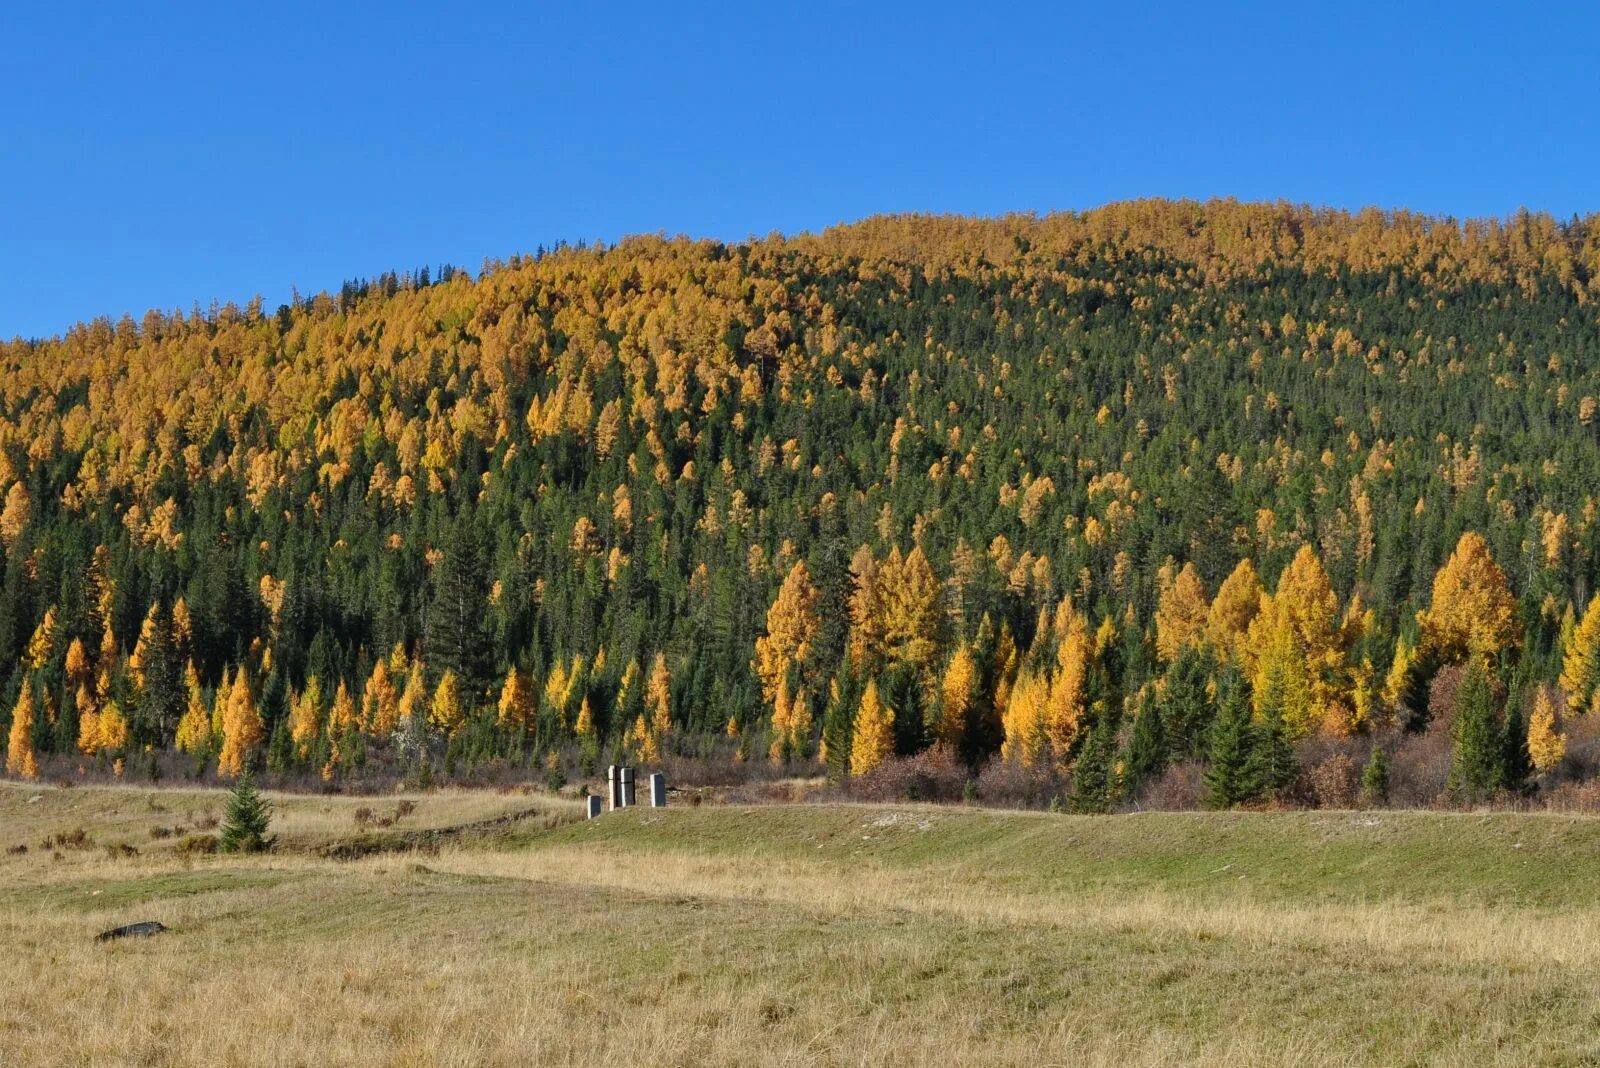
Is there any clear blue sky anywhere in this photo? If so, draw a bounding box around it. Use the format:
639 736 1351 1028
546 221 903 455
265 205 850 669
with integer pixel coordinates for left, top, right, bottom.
4 1 1596 340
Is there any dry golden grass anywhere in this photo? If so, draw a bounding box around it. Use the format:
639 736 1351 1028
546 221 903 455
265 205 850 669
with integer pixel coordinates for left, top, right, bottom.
5 788 1600 1066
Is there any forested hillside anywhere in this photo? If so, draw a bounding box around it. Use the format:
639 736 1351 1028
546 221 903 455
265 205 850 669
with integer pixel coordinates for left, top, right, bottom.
6 198 1600 806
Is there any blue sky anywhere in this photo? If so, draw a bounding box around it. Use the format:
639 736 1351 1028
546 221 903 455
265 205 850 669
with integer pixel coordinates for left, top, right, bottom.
3 1 1596 340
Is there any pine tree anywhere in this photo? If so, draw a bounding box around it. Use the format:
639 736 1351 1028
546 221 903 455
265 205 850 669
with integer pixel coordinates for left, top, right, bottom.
1204 673 1259 808
1359 746 1389 805
1246 660 1298 797
1067 711 1117 813
1447 662 1504 803
1160 644 1216 759
218 769 274 853
849 679 894 776
1122 687 1168 794
6 678 39 779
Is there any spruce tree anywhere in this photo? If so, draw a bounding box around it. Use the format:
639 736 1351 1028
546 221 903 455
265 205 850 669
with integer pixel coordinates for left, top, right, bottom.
1246 660 1297 797
1161 644 1216 760
1360 746 1389 806
1448 662 1504 803
1204 672 1258 809
218 769 274 853
1122 688 1167 795
1068 710 1117 814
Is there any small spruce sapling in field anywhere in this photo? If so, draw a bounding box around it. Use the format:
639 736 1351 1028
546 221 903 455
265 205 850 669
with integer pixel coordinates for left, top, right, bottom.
219 769 274 853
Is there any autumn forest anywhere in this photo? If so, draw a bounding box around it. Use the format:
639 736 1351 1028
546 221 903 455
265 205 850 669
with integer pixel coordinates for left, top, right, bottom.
6 199 1600 810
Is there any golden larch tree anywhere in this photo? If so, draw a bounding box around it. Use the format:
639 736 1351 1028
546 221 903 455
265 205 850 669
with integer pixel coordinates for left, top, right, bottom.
1560 595 1600 714
362 658 400 735
174 662 211 755
1000 670 1049 766
1205 558 1262 661
327 680 357 736
217 671 263 777
1418 531 1521 667
289 678 323 758
1527 686 1566 772
849 679 894 776
429 670 465 736
6 679 38 779
646 652 672 739
754 560 819 703
937 643 979 750
23 606 56 671
497 666 537 731
879 546 943 676
1154 563 1210 662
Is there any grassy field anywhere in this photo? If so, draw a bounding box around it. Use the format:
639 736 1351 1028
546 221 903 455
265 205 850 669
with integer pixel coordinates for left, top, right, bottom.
5 783 1600 1066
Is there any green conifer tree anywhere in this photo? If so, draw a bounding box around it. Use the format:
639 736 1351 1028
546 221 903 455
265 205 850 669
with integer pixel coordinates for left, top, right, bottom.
1448 662 1504 803
218 769 274 853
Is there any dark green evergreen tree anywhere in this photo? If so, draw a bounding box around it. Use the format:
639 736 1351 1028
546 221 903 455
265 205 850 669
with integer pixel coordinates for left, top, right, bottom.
218 770 274 853
1448 662 1504 804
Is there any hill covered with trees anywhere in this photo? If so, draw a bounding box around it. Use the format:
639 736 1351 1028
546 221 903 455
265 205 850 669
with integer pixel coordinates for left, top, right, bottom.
6 198 1600 807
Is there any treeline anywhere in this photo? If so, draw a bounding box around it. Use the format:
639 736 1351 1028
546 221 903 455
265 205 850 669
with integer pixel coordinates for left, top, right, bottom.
5 199 1600 807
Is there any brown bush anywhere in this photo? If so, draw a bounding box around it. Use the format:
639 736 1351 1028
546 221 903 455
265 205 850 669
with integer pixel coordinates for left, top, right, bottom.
175 833 218 855
1135 761 1206 811
1303 752 1360 808
848 747 972 804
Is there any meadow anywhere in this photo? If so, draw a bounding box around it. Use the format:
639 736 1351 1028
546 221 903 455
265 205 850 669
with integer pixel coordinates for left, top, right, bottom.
4 780 1600 1066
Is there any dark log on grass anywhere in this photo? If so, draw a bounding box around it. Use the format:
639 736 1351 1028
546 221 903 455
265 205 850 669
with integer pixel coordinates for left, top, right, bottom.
96 921 168 942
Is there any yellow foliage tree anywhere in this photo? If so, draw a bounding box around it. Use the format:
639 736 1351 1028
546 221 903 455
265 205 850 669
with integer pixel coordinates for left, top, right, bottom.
429 670 465 736
879 546 943 676
937 643 979 750
849 679 894 776
63 637 90 685
1245 546 1345 738
846 546 886 672
6 679 38 779
327 680 357 736
174 663 211 755
1418 531 1521 667
1205 558 1262 661
397 661 427 730
217 672 263 777
1560 595 1600 713
1527 687 1566 772
97 700 130 754
362 658 400 735
646 652 672 739
23 606 56 671
1154 563 1210 662
1046 612 1092 757
497 667 537 730
754 560 819 704
1000 670 1049 766
289 677 323 758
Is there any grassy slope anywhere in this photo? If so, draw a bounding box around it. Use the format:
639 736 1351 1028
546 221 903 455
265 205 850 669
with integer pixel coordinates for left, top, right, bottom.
5 785 1600 1066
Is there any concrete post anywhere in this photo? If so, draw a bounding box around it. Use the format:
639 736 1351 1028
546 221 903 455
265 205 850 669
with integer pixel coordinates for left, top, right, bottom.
620 766 636 807
608 765 623 811
586 795 603 819
649 772 667 808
